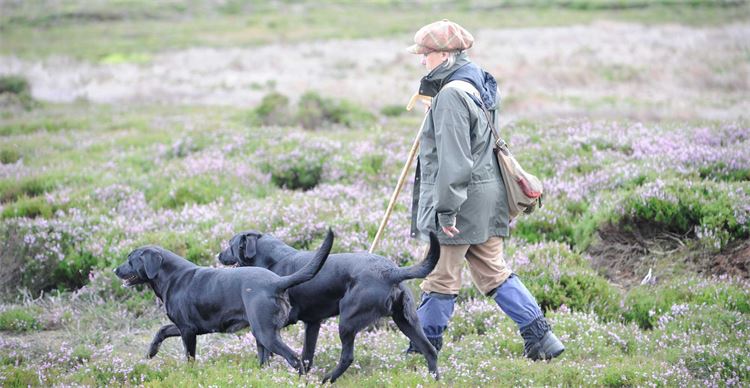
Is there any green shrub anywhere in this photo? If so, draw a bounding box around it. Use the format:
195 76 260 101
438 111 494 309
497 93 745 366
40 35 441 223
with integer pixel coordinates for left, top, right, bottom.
0 176 56 203
0 147 21 164
297 91 328 129
380 104 407 117
506 239 589 270
1 221 103 294
270 163 322 190
332 99 376 128
0 75 35 110
0 75 30 96
1 196 59 219
513 211 576 245
251 91 290 126
617 179 749 251
52 250 99 291
571 210 608 251
512 199 598 246
261 137 333 190
0 308 41 332
296 91 375 129
522 269 623 321
148 177 223 209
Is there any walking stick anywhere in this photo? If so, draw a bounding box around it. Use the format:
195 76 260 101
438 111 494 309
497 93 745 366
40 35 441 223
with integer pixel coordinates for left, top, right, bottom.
369 94 430 253
369 130 420 253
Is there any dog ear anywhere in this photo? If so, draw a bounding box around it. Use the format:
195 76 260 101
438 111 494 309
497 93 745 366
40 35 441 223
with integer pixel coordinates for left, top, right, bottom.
141 249 164 280
242 233 258 260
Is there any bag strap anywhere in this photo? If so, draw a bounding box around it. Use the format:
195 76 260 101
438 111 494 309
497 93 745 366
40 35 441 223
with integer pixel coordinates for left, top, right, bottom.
443 80 505 147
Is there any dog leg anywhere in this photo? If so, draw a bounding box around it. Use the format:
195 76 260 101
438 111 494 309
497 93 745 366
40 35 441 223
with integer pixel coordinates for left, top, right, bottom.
322 308 378 383
302 321 321 371
148 324 181 358
256 338 271 366
180 329 197 361
255 327 303 374
392 306 440 380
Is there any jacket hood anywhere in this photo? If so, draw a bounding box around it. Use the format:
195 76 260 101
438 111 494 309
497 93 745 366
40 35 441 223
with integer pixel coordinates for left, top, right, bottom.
418 52 499 109
448 61 498 110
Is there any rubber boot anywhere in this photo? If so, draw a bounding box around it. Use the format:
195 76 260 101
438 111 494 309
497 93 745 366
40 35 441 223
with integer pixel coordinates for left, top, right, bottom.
491 274 565 360
520 316 565 361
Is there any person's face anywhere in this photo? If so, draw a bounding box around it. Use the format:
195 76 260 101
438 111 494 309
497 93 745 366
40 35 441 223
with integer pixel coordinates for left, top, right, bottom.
421 51 449 72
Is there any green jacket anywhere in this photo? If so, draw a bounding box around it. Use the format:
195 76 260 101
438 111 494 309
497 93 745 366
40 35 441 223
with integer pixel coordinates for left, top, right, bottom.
410 55 510 245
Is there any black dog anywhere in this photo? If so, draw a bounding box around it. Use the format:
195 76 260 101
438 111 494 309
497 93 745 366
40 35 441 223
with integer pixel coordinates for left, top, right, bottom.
114 230 333 373
218 231 441 383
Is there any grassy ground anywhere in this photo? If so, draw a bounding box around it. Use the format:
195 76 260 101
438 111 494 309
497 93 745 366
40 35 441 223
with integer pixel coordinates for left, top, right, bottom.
1 1 749 387
1 102 747 386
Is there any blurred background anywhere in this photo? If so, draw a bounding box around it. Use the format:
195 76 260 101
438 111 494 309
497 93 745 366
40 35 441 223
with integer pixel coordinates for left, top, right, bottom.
2 0 748 121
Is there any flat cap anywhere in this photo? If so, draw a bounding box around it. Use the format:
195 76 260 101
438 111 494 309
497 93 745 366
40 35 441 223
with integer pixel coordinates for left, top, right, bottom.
407 19 474 54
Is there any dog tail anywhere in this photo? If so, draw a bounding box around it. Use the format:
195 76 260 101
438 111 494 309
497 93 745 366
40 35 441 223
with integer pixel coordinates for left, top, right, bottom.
274 229 334 291
385 232 440 284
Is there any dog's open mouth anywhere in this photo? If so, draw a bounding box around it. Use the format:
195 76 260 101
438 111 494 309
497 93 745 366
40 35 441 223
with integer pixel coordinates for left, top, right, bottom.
122 275 139 287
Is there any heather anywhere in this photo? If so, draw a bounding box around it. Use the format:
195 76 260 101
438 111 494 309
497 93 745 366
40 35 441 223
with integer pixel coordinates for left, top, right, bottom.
2 106 748 386
2 1 750 387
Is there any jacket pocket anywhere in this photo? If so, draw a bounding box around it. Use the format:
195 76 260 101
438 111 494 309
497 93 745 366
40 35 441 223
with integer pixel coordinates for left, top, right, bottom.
417 182 438 234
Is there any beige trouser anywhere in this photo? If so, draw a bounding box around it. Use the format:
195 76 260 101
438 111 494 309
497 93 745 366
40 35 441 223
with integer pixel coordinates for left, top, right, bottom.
420 236 512 296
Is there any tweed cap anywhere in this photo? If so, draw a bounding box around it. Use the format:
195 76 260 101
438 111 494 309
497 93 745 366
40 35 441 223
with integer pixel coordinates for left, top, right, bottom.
407 19 474 54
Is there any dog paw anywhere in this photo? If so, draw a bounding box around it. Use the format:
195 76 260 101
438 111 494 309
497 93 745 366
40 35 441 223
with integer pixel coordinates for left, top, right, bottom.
147 345 159 359
322 372 338 384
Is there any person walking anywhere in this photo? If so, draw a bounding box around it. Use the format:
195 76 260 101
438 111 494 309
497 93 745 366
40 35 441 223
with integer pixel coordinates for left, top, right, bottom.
404 19 564 361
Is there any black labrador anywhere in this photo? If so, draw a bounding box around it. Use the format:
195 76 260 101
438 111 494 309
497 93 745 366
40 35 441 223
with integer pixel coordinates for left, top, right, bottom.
114 229 333 373
218 231 441 383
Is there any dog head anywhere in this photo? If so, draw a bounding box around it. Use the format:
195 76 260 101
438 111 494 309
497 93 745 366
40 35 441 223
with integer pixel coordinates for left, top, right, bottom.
218 231 262 267
115 246 165 287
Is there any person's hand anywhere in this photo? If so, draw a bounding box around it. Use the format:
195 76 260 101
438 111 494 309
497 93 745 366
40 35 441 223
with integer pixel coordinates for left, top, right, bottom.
441 225 460 238
421 99 432 112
